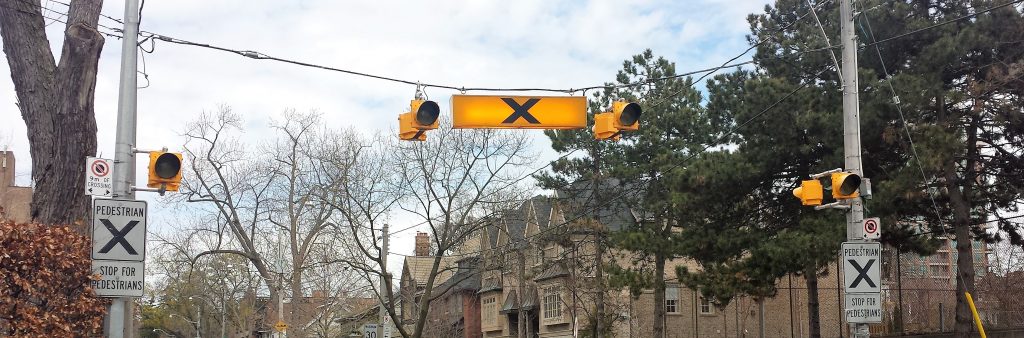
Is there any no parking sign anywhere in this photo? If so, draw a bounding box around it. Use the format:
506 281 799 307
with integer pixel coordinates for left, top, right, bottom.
863 217 880 239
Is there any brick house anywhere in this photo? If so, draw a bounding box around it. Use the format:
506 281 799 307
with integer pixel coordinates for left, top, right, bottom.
399 231 482 338
0 151 31 222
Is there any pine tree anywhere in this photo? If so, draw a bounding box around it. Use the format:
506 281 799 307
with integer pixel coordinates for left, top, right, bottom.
540 49 716 338
708 1 1024 336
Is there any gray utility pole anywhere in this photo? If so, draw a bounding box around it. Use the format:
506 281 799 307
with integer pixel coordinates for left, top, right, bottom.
378 223 389 338
107 0 140 337
839 0 869 337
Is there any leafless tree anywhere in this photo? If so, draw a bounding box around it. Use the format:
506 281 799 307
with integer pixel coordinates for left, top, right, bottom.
978 239 1024 327
0 0 104 227
322 121 535 338
173 107 367 336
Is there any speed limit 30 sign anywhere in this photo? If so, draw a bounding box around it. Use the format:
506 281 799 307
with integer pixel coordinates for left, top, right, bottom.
863 217 880 240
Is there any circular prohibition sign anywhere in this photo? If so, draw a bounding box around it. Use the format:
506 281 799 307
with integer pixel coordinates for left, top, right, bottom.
863 218 879 235
91 160 110 177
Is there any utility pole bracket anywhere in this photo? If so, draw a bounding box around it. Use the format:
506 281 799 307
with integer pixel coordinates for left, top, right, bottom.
814 201 851 210
809 168 843 179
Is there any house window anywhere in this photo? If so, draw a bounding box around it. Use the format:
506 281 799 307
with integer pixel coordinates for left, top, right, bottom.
543 287 562 320
666 285 679 313
482 296 497 326
699 297 713 314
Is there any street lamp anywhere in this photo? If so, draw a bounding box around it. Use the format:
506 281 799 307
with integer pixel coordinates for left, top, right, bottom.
153 328 177 337
169 313 200 338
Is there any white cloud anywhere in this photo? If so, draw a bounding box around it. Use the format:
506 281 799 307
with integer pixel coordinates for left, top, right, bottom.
1 0 770 270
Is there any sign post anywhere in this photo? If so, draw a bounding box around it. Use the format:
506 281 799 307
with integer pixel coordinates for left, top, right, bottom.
107 0 141 336
843 241 882 324
91 260 145 297
85 157 113 197
845 293 882 323
274 321 288 333
363 323 379 338
91 199 147 299
843 242 881 294
862 217 880 240
92 199 148 262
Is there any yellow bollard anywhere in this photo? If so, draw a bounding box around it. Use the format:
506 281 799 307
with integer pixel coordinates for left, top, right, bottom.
965 291 987 338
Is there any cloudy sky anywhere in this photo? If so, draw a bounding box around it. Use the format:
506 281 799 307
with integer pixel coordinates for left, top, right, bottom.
1 0 771 277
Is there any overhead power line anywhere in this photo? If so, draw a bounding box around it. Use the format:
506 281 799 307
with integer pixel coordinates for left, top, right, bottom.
10 0 1021 97
861 0 1024 48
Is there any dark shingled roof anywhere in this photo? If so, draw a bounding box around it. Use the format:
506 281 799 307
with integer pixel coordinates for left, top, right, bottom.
486 222 500 248
434 257 481 293
534 262 570 282
555 178 640 232
478 278 502 294
521 286 539 310
505 208 527 243
531 198 554 228
500 289 519 314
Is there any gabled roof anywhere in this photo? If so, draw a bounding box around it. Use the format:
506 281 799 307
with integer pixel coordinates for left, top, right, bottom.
500 289 519 314
555 178 640 232
504 195 554 247
402 256 458 288
434 256 481 294
520 286 539 310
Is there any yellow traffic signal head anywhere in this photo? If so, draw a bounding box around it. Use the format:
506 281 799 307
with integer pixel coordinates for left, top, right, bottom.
612 101 642 131
793 179 823 206
594 101 641 140
593 112 621 141
399 99 440 141
831 172 861 199
147 151 182 192
399 113 427 141
410 99 440 130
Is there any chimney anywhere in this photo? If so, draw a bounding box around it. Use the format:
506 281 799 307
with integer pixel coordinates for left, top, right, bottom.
415 232 430 256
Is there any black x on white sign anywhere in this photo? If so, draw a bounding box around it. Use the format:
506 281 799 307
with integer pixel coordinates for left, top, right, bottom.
92 199 147 262
842 242 881 293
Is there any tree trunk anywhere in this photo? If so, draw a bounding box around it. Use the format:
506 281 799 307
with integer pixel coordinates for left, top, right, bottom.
0 0 103 229
289 273 304 336
594 230 606 338
945 98 980 337
805 266 821 338
653 252 666 338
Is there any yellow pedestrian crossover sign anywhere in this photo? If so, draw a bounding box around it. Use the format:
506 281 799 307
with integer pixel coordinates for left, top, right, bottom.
274 321 288 332
452 95 587 129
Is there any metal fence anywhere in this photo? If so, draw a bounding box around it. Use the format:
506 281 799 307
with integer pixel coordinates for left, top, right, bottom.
764 258 1021 338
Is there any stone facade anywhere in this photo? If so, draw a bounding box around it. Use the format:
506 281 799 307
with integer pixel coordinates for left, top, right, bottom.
400 186 993 338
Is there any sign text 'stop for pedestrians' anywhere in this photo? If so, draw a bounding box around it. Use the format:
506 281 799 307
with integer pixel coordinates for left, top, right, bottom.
92 199 147 262
842 242 881 293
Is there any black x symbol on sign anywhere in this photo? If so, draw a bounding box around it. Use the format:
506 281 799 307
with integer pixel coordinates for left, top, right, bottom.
98 219 139 255
501 98 541 124
848 259 876 288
